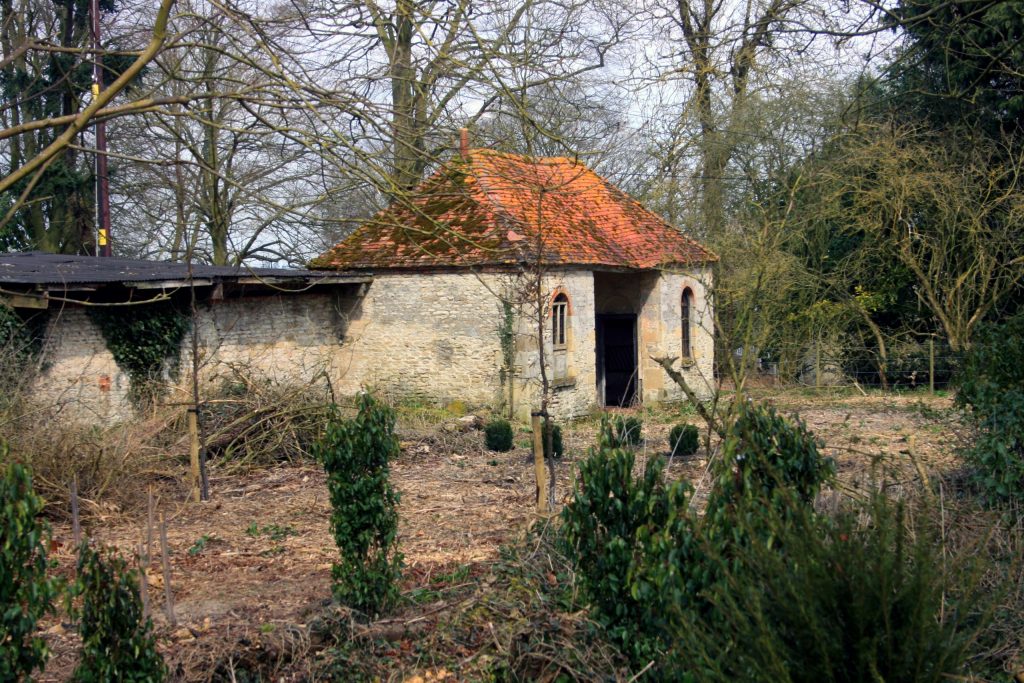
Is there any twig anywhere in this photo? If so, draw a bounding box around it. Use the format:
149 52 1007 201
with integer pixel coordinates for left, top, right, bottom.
71 474 81 547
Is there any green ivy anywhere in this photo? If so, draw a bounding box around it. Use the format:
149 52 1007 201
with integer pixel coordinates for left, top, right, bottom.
956 312 1024 503
71 544 165 682
313 393 403 618
87 301 189 405
0 451 61 680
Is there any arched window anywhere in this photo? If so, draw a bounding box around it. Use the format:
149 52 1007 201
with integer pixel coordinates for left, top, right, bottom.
552 293 569 348
681 288 694 359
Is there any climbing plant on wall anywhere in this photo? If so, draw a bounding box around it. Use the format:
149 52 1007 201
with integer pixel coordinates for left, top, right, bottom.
88 301 190 405
1 305 49 410
497 299 517 417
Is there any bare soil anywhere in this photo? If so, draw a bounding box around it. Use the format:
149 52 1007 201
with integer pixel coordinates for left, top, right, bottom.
37 390 961 681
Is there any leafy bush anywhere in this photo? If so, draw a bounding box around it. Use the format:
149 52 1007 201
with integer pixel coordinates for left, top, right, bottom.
543 422 564 459
565 402 989 680
314 393 403 617
1 455 60 680
611 415 642 447
561 418 696 661
668 423 699 456
484 418 514 452
564 403 837 675
956 313 1024 502
72 544 165 682
710 400 834 511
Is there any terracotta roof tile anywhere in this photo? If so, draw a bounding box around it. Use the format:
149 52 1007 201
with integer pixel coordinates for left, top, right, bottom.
310 150 716 270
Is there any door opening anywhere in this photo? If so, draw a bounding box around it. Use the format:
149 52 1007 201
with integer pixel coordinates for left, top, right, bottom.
596 314 637 407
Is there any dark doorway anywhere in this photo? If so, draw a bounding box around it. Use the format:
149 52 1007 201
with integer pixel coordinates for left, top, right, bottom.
596 314 637 407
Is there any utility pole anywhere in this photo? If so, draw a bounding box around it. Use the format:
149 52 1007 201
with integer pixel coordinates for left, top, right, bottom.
91 0 111 256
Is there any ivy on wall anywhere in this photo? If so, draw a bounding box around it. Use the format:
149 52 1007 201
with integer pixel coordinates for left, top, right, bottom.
88 301 190 405
1 305 49 409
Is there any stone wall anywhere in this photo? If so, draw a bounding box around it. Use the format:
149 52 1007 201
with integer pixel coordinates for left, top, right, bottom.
33 290 353 421
636 266 715 403
32 265 715 422
331 272 506 407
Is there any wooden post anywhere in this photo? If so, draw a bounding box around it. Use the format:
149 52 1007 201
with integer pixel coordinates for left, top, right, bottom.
138 539 149 619
71 474 81 547
188 408 201 503
531 411 550 514
929 337 935 394
146 487 155 558
815 339 821 389
159 512 177 627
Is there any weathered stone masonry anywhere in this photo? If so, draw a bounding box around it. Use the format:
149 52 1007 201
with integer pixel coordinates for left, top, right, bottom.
34 291 352 420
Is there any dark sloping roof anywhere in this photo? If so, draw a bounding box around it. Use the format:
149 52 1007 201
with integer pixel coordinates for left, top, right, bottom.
0 252 369 287
312 150 717 271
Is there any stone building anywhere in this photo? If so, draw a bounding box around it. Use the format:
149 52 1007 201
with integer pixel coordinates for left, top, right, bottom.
3 150 715 421
0 252 368 419
313 148 717 419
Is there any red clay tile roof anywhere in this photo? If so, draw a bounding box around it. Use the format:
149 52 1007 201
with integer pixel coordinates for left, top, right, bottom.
310 150 716 271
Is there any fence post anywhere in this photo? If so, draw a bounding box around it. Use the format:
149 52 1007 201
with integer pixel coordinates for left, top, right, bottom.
815 340 821 389
188 408 201 503
70 474 81 547
929 337 935 394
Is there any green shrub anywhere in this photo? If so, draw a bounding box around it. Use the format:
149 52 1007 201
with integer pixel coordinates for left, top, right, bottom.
484 418 514 452
709 400 833 512
611 415 642 447
561 418 696 662
314 394 403 617
564 403 841 676
674 492 990 683
72 544 165 682
956 313 1024 502
1 454 60 680
543 423 564 459
668 423 699 456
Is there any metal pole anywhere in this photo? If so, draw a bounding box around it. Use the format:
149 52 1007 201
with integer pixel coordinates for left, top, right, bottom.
929 337 935 394
91 0 111 256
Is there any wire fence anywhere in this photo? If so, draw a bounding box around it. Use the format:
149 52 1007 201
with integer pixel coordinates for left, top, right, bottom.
719 340 960 392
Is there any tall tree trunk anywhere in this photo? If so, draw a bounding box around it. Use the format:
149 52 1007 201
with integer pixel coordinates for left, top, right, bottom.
390 0 420 193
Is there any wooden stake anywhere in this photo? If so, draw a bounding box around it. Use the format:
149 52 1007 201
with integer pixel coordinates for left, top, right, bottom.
929 337 935 395
188 409 201 503
531 412 550 514
138 539 149 619
146 487 155 559
815 339 821 389
159 512 177 627
71 474 81 547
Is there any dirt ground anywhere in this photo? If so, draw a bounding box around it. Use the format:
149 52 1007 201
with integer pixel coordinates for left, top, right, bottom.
37 389 962 681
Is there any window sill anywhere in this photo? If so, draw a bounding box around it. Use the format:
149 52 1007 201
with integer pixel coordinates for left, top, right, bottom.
550 376 577 390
